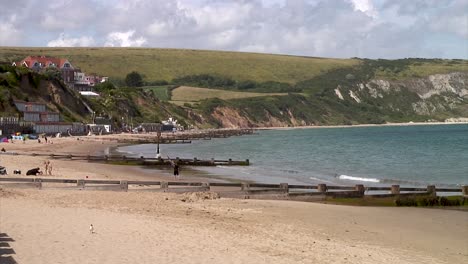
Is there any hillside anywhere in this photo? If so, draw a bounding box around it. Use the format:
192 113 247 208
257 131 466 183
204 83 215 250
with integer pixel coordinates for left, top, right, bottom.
0 47 358 84
1 47 467 129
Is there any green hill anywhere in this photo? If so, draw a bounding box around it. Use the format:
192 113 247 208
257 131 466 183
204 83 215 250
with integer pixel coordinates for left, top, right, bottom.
0 47 358 84
1 47 467 128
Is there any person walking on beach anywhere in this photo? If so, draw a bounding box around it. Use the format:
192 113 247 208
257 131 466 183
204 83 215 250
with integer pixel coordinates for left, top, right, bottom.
173 163 180 179
48 161 53 175
44 160 49 175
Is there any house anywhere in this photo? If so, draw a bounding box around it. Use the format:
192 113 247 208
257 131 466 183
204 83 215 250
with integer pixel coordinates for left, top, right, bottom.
12 56 75 83
13 101 86 134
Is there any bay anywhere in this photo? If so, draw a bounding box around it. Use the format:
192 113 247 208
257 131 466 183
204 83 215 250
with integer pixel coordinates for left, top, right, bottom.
117 124 468 187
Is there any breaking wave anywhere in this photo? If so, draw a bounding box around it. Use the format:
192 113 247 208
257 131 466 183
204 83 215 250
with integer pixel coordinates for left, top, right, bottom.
338 174 380 183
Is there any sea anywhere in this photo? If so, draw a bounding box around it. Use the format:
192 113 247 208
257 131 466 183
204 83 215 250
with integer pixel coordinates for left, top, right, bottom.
116 124 468 187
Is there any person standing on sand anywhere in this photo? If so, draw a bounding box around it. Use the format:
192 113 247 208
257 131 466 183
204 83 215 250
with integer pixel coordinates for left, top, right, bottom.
48 162 53 175
44 160 49 175
173 163 180 179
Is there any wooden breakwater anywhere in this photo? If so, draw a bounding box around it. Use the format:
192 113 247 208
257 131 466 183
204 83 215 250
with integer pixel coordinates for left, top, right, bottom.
0 177 465 201
0 152 250 166
97 128 256 144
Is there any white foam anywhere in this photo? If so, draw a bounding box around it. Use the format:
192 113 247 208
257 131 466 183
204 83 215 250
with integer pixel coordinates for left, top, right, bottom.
338 175 380 183
309 177 335 184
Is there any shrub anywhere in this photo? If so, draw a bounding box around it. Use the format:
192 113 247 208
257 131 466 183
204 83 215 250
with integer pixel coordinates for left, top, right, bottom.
439 197 461 206
395 197 418 206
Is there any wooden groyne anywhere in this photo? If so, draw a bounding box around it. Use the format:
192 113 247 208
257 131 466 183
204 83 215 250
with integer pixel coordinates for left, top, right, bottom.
99 128 256 144
0 152 250 166
0 177 465 201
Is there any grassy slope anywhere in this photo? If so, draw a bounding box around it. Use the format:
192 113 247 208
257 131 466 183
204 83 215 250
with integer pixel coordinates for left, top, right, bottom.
142 85 173 101
171 86 288 103
0 47 358 83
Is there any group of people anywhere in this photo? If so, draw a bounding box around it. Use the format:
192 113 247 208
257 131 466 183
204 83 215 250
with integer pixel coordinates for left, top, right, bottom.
25 161 53 176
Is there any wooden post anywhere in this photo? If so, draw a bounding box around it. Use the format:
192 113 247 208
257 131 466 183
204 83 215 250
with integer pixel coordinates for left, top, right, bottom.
318 184 327 193
355 184 365 196
77 179 85 188
462 186 468 196
279 183 289 193
120 180 128 192
427 185 436 196
391 185 400 195
34 178 42 190
241 183 250 191
201 182 210 191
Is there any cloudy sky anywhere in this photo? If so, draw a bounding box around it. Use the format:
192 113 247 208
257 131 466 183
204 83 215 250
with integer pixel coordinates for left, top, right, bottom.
0 0 466 59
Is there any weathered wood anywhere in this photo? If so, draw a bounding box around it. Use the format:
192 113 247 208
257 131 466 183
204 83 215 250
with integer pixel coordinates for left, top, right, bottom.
355 184 365 194
249 183 281 188
0 177 34 182
84 179 121 184
168 182 203 186
209 182 243 187
160 182 168 190
279 183 289 193
462 186 468 196
400 187 428 192
127 180 161 185
427 185 436 196
435 188 462 192
120 180 128 192
327 186 355 190
77 179 85 188
317 184 327 193
288 184 318 190
41 178 78 183
391 185 400 195
366 187 392 191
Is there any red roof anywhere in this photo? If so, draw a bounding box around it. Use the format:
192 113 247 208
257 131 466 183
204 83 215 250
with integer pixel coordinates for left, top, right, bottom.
15 56 73 69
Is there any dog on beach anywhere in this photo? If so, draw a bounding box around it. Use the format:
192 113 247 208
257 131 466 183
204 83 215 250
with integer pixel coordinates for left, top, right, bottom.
89 224 95 234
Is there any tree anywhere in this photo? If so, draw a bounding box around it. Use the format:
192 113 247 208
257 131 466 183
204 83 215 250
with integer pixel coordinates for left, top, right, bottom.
125 71 143 87
94 81 116 92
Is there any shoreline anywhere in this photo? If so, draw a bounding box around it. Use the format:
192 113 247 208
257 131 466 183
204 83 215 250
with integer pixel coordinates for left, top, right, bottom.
255 121 468 130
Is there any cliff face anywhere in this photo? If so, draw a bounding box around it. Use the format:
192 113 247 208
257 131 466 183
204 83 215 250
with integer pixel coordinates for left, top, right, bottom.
204 72 468 128
342 72 468 116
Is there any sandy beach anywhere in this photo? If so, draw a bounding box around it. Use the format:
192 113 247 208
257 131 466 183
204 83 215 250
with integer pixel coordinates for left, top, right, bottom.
0 135 467 263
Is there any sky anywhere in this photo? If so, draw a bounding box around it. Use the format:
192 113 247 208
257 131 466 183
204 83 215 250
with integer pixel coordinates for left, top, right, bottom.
0 0 466 59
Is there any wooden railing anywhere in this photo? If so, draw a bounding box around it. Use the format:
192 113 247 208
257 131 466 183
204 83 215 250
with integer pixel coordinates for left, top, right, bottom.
1 177 465 199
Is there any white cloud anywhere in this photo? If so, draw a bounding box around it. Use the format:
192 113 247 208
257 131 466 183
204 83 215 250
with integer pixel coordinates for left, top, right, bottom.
349 0 377 17
2 0 467 58
104 30 147 47
47 33 95 47
0 22 21 46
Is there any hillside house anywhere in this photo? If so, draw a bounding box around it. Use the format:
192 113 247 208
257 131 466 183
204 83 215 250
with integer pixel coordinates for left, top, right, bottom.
12 56 108 91
13 101 86 134
12 56 75 83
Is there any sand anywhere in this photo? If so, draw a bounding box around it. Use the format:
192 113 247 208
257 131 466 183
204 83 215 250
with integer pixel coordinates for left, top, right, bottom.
0 135 467 263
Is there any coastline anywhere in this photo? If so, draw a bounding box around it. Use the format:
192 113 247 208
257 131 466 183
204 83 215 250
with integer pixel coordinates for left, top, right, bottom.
256 121 468 130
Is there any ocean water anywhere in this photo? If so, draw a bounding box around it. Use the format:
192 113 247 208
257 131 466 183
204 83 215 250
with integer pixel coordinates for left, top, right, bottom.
117 124 468 187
